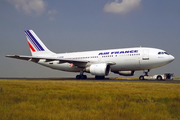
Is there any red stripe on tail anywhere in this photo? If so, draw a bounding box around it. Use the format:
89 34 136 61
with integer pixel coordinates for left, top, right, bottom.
28 41 36 52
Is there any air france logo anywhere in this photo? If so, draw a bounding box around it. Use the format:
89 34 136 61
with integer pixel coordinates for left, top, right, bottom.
98 50 138 55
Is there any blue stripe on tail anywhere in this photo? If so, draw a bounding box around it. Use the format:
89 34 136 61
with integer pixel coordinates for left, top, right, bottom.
25 31 40 51
25 30 45 51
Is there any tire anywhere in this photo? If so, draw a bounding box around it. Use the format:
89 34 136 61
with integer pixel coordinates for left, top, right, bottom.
76 75 87 79
81 75 87 79
76 75 81 79
95 76 105 79
139 75 144 80
157 75 162 80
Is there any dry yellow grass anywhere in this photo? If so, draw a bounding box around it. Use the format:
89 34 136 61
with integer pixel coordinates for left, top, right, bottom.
0 79 180 120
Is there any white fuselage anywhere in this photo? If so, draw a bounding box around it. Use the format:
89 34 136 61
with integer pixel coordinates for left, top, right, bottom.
38 47 174 73
6 30 175 79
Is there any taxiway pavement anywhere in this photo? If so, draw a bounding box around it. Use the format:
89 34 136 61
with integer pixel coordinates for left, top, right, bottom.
0 77 180 83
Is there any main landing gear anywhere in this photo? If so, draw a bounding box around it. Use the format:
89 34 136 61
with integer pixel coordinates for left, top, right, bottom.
139 69 150 80
76 75 105 79
76 75 87 79
75 70 106 80
95 76 105 79
76 69 87 79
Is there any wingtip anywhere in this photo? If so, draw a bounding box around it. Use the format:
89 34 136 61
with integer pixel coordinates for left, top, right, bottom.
5 55 11 57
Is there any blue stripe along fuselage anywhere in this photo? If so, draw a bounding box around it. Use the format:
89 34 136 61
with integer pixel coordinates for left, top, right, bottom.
25 30 44 51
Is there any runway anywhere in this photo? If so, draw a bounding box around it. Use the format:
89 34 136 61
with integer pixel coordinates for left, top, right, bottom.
0 77 180 83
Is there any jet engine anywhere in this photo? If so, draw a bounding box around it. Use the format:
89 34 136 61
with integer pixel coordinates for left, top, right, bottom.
85 63 111 76
115 71 135 76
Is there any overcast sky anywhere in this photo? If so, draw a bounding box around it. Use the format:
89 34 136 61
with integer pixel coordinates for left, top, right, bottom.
0 0 180 78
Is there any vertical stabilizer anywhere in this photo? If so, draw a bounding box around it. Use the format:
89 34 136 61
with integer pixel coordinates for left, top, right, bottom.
25 30 55 56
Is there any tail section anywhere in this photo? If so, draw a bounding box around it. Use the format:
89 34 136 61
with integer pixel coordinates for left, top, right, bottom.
25 30 55 56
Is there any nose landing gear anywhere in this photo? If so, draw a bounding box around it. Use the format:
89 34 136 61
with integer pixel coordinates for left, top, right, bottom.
139 69 150 80
144 69 150 76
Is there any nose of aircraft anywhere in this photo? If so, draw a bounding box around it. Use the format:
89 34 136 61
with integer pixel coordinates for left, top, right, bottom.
169 55 175 62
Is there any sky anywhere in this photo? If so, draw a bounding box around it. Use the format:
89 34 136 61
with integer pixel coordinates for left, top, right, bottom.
0 0 180 78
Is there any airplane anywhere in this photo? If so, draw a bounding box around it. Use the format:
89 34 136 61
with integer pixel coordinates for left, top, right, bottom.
6 30 175 80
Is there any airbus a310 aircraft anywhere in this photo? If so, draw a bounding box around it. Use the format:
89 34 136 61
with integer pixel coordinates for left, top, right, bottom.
6 30 175 80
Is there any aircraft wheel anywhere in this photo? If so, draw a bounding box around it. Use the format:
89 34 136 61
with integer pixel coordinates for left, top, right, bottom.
76 75 81 79
139 75 144 80
95 76 105 79
76 75 87 79
157 75 162 81
81 75 87 79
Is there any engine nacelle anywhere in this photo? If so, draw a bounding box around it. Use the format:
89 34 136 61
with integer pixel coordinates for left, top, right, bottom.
118 71 135 76
85 63 111 76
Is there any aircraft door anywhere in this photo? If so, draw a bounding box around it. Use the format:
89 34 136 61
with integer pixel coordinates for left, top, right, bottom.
142 50 149 60
98 56 102 61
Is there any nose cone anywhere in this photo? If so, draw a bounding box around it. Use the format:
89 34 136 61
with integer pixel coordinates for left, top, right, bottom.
169 55 175 63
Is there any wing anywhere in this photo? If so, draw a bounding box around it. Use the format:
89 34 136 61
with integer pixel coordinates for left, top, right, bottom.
6 55 116 68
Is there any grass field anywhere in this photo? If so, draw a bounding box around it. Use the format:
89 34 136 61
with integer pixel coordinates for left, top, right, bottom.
0 79 180 120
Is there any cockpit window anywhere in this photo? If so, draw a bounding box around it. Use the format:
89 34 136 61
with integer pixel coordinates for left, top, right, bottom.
158 52 163 54
164 52 169 55
158 52 169 55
